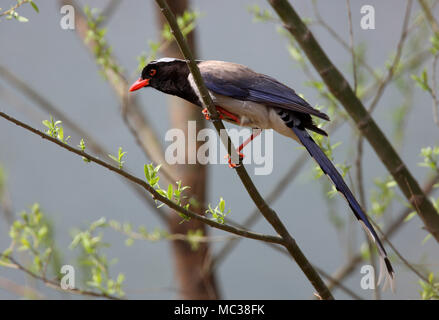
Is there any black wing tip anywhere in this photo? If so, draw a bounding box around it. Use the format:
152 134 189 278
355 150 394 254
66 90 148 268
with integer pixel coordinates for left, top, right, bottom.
308 125 328 136
318 111 330 121
384 257 395 278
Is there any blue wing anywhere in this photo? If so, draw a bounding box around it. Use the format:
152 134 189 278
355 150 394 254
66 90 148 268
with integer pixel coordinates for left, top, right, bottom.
199 61 329 120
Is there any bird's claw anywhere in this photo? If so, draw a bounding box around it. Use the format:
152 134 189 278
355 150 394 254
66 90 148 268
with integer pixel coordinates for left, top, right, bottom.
202 108 223 122
225 152 244 168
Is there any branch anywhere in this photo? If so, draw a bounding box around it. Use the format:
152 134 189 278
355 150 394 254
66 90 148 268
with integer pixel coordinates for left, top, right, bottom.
0 111 284 246
0 276 44 299
210 118 343 271
155 0 333 300
355 1 412 299
311 0 379 81
367 0 412 114
0 65 169 223
345 0 357 93
0 0 33 17
327 173 439 292
432 55 439 127
418 0 439 35
269 0 439 243
3 255 120 300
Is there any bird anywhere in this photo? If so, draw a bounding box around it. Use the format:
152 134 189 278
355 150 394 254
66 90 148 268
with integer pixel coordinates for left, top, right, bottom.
129 57 395 289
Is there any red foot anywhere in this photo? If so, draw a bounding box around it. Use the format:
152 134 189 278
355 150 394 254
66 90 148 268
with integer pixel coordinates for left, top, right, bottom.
225 152 244 168
201 107 240 124
216 106 240 124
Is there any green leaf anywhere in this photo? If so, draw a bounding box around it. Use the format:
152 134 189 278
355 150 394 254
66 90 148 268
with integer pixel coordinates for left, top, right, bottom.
167 184 173 200
144 164 151 182
404 211 417 222
16 15 29 23
30 1 39 13
219 197 225 213
42 120 51 128
125 238 134 247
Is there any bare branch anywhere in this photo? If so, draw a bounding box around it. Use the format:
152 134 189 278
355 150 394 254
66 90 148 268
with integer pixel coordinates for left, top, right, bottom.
2 255 120 300
345 0 357 94
368 0 413 114
327 174 439 292
418 0 439 35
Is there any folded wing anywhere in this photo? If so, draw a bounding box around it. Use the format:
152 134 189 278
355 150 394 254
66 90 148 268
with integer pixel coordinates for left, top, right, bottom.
198 60 329 121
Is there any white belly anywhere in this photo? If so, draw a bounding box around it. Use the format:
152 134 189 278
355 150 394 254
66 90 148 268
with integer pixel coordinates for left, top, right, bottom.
188 76 299 142
210 93 299 142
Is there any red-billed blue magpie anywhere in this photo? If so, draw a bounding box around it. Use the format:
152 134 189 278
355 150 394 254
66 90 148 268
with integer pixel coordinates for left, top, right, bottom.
130 58 395 288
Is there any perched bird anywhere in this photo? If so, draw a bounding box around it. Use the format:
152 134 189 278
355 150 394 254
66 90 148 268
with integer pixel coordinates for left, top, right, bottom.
130 57 395 288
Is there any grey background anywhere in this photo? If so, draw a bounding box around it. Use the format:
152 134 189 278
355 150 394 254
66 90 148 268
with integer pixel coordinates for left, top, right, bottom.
0 0 438 299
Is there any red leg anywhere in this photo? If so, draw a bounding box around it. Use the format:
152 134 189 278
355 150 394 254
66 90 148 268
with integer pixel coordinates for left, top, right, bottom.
216 106 240 124
226 129 262 168
201 107 240 124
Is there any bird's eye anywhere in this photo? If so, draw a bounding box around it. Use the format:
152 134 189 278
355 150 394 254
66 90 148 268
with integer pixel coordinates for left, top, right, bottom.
149 69 157 76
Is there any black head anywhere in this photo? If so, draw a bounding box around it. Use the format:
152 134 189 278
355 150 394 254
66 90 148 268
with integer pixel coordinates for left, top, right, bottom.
130 57 186 88
129 57 200 105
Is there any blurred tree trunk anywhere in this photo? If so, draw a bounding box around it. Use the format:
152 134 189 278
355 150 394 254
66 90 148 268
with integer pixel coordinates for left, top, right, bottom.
155 1 220 299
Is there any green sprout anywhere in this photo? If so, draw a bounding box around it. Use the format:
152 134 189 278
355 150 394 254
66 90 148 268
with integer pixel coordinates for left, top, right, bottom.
206 197 230 224
108 147 127 170
42 116 70 144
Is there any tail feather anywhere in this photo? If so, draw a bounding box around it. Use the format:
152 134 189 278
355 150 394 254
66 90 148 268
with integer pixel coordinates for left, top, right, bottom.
291 126 395 289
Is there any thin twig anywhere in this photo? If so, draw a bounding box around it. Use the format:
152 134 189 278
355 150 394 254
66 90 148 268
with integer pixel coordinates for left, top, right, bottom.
100 0 121 24
345 0 357 94
311 0 379 81
368 0 413 114
369 218 438 293
432 54 439 127
254 240 364 299
418 0 439 35
0 0 32 17
327 174 439 292
354 2 412 298
0 276 45 299
110 223 238 243
2 255 120 299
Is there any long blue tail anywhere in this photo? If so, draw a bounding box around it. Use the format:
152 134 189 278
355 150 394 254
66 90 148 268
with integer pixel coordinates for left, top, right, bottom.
291 126 395 286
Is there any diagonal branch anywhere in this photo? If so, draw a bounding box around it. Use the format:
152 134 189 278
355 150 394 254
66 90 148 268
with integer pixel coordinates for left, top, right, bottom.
210 118 343 271
268 0 439 243
155 0 334 300
418 0 439 35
